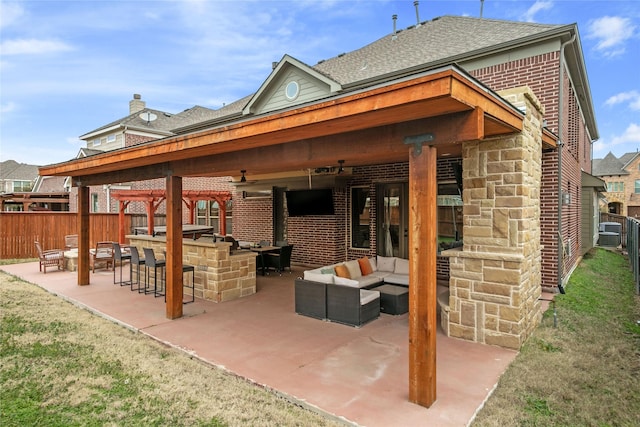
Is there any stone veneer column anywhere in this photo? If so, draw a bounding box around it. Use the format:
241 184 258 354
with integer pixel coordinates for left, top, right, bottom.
442 87 544 349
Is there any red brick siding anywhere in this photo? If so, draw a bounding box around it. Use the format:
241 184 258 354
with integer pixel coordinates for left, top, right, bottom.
470 52 591 290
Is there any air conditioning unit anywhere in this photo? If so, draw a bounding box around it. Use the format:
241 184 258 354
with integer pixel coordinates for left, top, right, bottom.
598 232 620 247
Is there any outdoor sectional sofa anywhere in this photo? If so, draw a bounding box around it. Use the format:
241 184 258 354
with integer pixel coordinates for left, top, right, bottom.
294 256 410 327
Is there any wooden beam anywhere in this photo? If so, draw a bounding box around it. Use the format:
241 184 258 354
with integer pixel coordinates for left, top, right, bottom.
165 175 183 319
77 186 90 286
408 144 437 407
72 112 482 186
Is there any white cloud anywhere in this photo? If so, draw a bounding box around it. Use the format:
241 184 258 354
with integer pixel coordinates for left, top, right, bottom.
0 101 16 114
610 123 640 146
587 16 636 57
0 3 25 29
522 1 554 22
605 91 640 111
0 38 74 55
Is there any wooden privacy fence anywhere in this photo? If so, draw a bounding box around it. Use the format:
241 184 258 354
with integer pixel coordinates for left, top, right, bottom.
0 212 137 260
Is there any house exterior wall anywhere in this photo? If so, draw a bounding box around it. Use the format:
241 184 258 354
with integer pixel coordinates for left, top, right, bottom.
469 51 592 291
442 87 543 349
598 155 640 218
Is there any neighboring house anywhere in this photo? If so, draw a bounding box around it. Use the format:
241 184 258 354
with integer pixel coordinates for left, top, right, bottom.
41 14 599 352
0 160 38 194
67 95 234 232
593 152 640 218
0 161 68 211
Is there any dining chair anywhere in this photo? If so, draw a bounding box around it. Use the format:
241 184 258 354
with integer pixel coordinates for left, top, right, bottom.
265 244 293 275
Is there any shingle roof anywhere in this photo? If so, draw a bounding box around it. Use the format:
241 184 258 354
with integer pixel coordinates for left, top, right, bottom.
620 152 640 169
313 15 562 86
81 105 221 138
0 160 40 180
592 152 628 176
33 175 67 192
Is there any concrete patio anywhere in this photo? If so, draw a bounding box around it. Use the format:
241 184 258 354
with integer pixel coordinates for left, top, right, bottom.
1 261 520 426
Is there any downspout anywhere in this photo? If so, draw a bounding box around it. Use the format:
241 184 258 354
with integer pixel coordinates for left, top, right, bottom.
556 33 576 294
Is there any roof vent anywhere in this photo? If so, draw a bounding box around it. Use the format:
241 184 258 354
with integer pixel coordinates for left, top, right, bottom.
392 14 398 40
414 1 421 27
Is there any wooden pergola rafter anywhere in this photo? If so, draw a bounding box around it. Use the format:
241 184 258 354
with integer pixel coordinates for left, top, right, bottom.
110 189 232 243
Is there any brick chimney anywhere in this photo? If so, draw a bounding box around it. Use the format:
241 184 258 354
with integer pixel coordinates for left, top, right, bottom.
129 94 145 114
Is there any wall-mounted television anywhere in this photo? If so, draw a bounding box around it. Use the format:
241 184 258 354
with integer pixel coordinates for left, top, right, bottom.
285 188 335 216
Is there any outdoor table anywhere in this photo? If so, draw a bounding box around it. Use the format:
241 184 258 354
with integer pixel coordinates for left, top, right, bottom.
250 246 280 275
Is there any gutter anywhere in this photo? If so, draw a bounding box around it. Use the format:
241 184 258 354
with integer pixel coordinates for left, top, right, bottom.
556 33 576 294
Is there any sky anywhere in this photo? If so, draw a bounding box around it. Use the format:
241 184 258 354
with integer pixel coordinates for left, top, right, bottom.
1 0 639 166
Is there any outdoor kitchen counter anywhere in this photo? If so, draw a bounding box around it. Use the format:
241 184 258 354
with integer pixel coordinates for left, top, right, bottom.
127 235 258 303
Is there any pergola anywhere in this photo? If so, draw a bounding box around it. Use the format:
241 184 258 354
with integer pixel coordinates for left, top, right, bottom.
0 192 69 211
39 66 556 407
110 189 232 243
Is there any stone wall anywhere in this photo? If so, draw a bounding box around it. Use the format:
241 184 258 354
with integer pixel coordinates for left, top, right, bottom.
128 235 257 303
442 87 544 349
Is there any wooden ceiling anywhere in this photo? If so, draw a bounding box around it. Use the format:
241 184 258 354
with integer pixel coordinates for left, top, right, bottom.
39 68 555 187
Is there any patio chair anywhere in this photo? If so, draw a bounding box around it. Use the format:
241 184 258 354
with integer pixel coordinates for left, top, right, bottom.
294 278 327 320
112 242 131 286
64 234 78 251
35 241 64 274
265 244 293 275
90 241 114 273
326 283 380 327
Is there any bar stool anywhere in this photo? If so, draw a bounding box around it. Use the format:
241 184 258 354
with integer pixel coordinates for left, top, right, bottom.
129 247 145 292
143 248 166 297
181 263 195 304
162 250 195 304
113 242 131 286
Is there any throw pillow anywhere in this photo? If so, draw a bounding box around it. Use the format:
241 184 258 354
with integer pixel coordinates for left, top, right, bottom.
320 267 335 275
394 258 409 275
368 256 377 272
345 259 362 279
358 257 373 276
377 255 396 272
334 264 351 279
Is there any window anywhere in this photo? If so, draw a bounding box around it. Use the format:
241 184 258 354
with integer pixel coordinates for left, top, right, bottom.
607 182 624 192
635 180 640 194
196 199 233 234
351 187 371 248
93 138 101 147
91 193 99 212
12 180 32 192
106 135 116 143
285 81 299 100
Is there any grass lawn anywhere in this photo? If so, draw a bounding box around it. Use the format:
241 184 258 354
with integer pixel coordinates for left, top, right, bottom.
0 267 342 427
472 248 640 426
2 248 639 426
